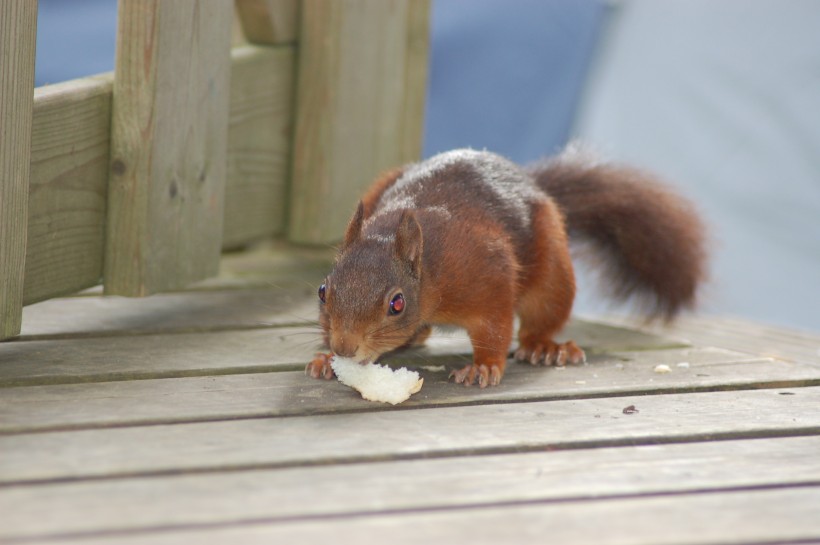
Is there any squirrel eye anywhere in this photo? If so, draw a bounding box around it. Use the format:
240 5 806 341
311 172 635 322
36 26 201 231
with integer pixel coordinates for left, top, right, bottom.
318 284 327 304
389 293 405 315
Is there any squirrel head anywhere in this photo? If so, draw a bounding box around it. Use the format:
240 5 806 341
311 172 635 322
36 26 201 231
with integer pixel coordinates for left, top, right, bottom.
318 203 424 363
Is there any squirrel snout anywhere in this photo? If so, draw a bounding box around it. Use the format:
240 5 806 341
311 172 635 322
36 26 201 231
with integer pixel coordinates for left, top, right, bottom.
330 337 359 359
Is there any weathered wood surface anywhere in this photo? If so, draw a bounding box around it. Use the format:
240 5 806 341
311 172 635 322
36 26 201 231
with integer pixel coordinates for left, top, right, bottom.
288 0 431 244
0 0 37 339
612 314 820 368
37 487 817 545
235 0 299 45
2 436 819 542
3 387 819 485
2 245 820 543
19 45 298 306
105 0 233 296
2 316 682 386
5 349 811 433
25 75 113 305
224 45 295 248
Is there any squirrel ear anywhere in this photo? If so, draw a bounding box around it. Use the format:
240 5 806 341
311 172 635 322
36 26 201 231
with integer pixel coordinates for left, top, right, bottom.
395 210 423 278
343 201 365 248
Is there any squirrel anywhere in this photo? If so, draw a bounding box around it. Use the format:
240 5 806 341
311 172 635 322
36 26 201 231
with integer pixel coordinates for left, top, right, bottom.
306 145 707 387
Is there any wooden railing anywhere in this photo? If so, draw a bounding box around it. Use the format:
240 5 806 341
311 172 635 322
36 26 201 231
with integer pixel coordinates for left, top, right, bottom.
0 0 430 340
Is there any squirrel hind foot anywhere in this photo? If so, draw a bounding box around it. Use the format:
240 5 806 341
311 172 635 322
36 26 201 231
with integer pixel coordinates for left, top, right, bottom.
450 363 503 388
514 340 586 367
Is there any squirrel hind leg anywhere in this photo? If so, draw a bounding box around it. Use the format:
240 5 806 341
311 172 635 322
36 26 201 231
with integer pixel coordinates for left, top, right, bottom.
514 200 585 366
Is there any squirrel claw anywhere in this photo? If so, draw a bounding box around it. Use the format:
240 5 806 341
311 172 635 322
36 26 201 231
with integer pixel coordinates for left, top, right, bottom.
449 364 503 388
514 340 585 367
306 352 335 380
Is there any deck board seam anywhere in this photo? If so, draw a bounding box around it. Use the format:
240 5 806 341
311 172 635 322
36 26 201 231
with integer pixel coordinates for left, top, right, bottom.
2 377 818 435
4 426 820 488
5 481 820 544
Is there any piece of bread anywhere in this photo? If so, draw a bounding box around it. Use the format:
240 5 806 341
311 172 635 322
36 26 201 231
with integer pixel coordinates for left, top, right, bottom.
331 357 423 405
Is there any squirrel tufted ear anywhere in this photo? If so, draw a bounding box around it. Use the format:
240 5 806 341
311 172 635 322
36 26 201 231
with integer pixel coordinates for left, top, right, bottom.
343 201 365 248
395 210 423 278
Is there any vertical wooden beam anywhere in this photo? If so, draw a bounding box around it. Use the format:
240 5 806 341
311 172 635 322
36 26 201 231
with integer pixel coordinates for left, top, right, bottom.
105 1 233 296
288 0 431 245
0 0 37 339
235 0 299 45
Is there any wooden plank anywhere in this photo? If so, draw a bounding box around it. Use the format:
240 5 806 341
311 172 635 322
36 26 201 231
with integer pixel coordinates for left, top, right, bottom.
0 328 317 387
614 314 820 368
36 487 819 545
288 0 431 244
223 45 296 248
105 0 233 296
2 350 816 433
235 0 299 45
24 75 113 305
19 289 320 340
1 319 684 387
199 239 334 290
2 387 819 484
2 436 819 541
0 0 37 339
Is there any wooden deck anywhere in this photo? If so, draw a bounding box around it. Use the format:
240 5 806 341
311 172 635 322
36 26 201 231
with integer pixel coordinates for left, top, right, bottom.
2 242 820 544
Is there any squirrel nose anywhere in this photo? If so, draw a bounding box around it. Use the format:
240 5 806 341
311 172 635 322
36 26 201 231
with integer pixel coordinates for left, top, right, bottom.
331 338 359 359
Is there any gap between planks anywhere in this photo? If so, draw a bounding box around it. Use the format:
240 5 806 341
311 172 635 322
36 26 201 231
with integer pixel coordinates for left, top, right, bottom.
2 386 819 486
7 486 820 545
4 435 820 540
2 363 819 436
0 318 684 387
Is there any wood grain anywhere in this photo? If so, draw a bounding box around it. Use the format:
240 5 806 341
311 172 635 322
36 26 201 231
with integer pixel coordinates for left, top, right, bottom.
105 0 233 296
19 45 298 304
24 75 113 305
288 0 431 244
3 436 819 542
2 317 683 386
41 487 819 545
2 387 819 485
612 314 820 368
234 0 299 45
224 45 296 248
1 350 813 433
0 0 37 339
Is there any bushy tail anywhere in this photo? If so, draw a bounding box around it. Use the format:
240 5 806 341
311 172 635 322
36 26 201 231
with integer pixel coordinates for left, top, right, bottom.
528 145 707 321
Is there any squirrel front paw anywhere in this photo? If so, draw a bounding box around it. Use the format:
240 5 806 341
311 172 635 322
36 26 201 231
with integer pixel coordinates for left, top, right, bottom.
450 363 504 388
306 352 335 380
514 339 586 367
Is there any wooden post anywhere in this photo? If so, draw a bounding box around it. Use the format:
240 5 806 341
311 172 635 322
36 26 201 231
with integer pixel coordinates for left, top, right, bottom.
287 0 431 245
0 1 37 339
104 0 233 296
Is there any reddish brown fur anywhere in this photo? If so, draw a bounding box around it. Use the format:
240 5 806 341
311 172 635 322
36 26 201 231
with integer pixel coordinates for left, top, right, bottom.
306 148 708 388
360 167 405 217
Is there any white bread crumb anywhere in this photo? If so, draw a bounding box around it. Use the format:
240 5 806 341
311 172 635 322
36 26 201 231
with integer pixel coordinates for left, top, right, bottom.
331 357 423 405
654 364 672 374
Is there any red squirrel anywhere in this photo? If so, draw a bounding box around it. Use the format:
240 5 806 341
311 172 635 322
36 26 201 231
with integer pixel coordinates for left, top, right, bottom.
306 145 706 387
